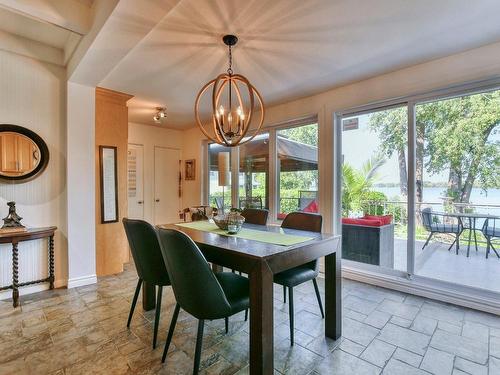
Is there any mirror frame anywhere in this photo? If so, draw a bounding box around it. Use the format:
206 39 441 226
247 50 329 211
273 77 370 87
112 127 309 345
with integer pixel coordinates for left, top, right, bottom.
0 124 49 182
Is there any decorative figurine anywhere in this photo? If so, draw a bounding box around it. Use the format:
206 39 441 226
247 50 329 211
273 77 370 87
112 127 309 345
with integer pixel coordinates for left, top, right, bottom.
2 201 25 229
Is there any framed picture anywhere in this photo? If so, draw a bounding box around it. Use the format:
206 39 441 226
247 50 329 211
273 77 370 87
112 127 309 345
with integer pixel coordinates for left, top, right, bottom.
185 159 196 180
99 146 119 223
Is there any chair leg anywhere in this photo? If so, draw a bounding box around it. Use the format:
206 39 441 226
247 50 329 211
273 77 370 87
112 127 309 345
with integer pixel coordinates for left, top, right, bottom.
312 279 325 319
127 279 142 328
225 317 229 334
283 285 287 303
422 232 433 250
162 303 180 363
491 242 500 259
193 319 205 375
161 303 181 363
288 287 294 346
447 238 457 251
153 285 162 349
244 309 248 322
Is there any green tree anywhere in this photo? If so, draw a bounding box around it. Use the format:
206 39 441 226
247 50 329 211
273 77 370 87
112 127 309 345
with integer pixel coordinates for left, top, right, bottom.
369 90 500 203
342 156 385 215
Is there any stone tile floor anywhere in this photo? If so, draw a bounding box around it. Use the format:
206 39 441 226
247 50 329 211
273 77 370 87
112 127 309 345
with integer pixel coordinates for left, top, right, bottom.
1 263 500 374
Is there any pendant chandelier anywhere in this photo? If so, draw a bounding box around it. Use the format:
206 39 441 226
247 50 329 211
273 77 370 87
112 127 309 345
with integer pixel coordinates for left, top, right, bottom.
195 35 265 147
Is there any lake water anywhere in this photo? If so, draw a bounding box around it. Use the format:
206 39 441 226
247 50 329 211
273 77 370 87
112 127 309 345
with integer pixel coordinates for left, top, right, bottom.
372 187 500 217
374 186 500 205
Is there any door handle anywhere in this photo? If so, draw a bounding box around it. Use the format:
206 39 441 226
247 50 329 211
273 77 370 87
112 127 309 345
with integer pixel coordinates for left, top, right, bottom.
137 201 143 204
155 199 160 202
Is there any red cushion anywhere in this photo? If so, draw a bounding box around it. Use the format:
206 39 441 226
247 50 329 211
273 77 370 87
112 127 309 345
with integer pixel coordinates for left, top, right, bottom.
277 213 287 220
303 199 319 213
342 218 383 227
363 214 392 225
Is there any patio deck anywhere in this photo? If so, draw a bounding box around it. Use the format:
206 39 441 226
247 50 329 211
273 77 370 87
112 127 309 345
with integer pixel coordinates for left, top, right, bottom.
392 237 500 293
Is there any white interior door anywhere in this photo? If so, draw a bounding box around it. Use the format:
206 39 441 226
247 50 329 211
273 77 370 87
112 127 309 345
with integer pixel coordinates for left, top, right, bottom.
127 144 144 219
154 147 181 224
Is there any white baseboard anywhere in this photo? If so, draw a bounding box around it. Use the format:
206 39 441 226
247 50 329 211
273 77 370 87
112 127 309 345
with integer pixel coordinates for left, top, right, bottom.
67 274 97 289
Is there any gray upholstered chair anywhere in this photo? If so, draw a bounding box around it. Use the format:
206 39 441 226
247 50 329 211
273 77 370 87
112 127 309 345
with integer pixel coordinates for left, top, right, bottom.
274 212 324 346
482 218 499 259
421 208 463 254
156 228 250 374
122 218 171 349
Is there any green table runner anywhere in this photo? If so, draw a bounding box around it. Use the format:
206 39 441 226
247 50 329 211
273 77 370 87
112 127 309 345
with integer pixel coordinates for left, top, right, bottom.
175 221 314 246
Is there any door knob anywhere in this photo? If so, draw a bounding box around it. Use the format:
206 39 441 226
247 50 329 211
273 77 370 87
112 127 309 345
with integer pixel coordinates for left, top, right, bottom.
137 201 143 204
155 199 160 202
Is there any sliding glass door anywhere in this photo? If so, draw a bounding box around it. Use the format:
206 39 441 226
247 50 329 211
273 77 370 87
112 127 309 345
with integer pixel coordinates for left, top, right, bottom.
413 89 500 293
337 83 500 297
341 106 408 273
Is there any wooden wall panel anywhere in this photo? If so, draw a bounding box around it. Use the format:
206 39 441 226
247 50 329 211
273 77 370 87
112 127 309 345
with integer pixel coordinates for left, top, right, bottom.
95 87 133 276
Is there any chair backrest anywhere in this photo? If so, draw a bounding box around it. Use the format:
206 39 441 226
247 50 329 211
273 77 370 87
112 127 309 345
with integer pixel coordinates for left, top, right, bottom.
421 208 433 231
214 197 224 211
122 218 170 285
239 196 263 209
282 212 322 233
282 212 322 272
299 190 317 210
241 208 269 225
156 228 232 320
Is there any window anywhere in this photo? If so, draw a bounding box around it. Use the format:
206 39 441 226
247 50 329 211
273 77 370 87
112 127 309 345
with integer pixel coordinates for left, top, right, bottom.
208 143 232 212
238 133 269 209
277 123 319 220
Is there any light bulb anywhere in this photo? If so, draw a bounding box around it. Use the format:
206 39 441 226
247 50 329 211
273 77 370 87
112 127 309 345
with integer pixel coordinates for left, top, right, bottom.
236 106 242 116
219 105 225 116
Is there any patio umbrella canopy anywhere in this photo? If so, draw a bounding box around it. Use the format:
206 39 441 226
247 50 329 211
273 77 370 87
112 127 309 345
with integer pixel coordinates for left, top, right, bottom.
209 134 318 172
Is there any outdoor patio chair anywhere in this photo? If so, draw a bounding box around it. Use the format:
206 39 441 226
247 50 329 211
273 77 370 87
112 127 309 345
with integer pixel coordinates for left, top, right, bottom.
482 218 500 259
421 208 463 254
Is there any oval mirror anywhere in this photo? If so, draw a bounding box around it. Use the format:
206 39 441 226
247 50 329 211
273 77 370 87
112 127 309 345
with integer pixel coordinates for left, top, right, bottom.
0 125 49 182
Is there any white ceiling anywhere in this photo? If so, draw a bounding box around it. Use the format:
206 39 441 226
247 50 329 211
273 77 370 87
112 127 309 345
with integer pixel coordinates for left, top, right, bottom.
0 7 73 49
99 0 500 129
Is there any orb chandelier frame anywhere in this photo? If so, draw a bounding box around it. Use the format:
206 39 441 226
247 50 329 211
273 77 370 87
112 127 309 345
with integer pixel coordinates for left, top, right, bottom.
194 34 265 147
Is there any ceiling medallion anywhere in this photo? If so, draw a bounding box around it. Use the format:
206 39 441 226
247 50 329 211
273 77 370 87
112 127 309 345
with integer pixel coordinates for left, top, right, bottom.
195 34 265 147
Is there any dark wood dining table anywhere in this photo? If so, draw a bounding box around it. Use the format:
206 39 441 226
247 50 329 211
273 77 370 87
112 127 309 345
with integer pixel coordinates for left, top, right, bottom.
145 222 342 374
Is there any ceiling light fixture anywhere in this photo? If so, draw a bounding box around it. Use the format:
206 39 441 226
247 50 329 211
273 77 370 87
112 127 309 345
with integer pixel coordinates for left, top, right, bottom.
153 107 167 123
195 35 265 147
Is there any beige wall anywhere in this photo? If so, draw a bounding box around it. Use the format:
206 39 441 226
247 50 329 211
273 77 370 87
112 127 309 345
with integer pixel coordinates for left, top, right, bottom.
128 122 183 223
0 48 68 297
180 41 500 233
95 87 132 276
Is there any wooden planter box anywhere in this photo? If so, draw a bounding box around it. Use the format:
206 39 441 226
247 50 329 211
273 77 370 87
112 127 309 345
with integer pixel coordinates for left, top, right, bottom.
342 223 394 268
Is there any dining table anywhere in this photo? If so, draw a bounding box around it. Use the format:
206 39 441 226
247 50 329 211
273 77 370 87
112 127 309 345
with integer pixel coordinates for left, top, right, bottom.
143 221 341 374
446 212 500 257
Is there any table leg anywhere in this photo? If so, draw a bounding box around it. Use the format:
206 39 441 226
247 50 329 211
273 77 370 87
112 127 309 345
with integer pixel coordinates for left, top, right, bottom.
48 235 55 289
325 252 342 339
467 218 472 257
473 218 478 252
142 281 156 311
249 261 274 375
12 242 19 308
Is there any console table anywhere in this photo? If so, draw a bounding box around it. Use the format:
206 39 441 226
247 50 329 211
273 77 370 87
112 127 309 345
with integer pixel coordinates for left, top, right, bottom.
0 226 57 307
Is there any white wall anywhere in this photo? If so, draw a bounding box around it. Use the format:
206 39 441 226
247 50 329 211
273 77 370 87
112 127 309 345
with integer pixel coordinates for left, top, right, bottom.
67 82 96 288
0 48 68 298
128 122 183 223
181 41 500 233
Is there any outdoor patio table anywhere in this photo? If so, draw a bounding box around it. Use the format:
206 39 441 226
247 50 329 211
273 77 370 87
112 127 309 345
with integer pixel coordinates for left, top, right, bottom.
147 221 341 374
446 212 500 257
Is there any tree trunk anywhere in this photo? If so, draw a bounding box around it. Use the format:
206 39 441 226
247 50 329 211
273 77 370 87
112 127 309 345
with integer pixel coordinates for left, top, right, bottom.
447 166 462 205
416 122 425 203
397 146 408 197
460 124 495 203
